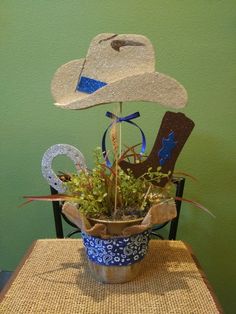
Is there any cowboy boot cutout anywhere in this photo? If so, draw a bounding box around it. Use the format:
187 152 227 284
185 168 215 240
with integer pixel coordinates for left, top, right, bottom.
119 111 195 187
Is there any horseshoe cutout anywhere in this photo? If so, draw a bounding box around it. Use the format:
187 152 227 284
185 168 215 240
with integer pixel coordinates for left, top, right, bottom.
41 144 86 193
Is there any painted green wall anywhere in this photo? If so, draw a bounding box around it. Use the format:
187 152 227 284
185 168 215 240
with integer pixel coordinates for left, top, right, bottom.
1 1 235 312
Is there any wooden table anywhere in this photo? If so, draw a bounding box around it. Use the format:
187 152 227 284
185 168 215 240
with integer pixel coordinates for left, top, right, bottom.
0 239 223 313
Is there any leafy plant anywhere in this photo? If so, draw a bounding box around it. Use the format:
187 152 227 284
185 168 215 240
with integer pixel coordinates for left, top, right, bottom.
22 115 214 219
61 147 172 219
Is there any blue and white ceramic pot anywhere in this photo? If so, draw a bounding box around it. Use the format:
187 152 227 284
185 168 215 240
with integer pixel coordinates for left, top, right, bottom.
82 219 150 283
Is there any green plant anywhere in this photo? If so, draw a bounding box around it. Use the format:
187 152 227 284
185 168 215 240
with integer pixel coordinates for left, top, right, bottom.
62 147 172 220
22 118 214 220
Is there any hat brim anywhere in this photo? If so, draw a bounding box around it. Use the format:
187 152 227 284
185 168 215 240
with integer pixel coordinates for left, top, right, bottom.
51 59 188 110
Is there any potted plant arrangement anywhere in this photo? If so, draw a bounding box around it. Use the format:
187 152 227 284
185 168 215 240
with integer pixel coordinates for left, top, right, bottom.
24 121 178 283
23 113 212 284
23 33 213 283
63 146 177 283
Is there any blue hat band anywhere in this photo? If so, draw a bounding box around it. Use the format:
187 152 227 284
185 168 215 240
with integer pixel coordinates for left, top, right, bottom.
76 76 107 94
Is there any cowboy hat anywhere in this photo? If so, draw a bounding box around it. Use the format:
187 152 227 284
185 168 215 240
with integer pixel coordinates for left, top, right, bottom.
51 33 188 110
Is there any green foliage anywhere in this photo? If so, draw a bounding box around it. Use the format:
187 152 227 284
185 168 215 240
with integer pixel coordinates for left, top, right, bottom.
23 147 213 219
63 148 172 219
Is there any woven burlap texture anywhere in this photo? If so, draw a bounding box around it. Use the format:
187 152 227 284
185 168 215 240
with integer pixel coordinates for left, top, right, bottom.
0 240 220 314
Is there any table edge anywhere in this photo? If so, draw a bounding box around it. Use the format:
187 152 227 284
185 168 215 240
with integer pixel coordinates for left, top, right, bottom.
183 242 224 314
0 240 37 302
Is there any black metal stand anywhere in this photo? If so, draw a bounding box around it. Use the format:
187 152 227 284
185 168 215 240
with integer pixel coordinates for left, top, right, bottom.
151 177 185 240
169 177 185 240
50 185 81 238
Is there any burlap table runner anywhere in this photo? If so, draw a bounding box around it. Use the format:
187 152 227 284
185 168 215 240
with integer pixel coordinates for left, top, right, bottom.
0 240 222 313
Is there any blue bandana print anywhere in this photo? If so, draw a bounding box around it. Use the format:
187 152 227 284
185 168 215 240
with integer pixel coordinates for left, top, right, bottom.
82 230 150 266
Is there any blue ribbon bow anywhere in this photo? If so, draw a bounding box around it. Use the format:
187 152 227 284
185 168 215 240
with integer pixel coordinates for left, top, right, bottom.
102 111 146 167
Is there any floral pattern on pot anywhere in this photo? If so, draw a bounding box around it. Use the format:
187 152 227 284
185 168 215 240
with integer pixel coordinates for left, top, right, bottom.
82 230 150 266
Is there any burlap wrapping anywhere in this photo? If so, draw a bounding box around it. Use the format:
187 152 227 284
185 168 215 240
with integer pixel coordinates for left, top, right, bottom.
62 200 177 238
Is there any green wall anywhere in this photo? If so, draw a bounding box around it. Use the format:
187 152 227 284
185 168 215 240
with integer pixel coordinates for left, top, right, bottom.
1 1 235 312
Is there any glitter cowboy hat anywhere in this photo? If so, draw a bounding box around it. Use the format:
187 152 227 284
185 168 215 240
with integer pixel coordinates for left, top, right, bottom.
51 33 188 110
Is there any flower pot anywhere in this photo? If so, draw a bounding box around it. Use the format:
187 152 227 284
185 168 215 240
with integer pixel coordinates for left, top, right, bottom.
82 228 150 284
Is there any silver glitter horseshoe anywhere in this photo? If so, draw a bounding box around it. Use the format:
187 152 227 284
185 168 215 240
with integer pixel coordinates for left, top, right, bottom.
41 144 86 193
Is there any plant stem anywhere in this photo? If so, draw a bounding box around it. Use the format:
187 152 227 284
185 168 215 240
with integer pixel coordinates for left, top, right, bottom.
113 102 123 217
140 184 151 210
119 102 122 158
114 153 118 217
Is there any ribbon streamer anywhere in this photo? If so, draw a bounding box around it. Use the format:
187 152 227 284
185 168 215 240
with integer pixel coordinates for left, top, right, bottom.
102 111 146 167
